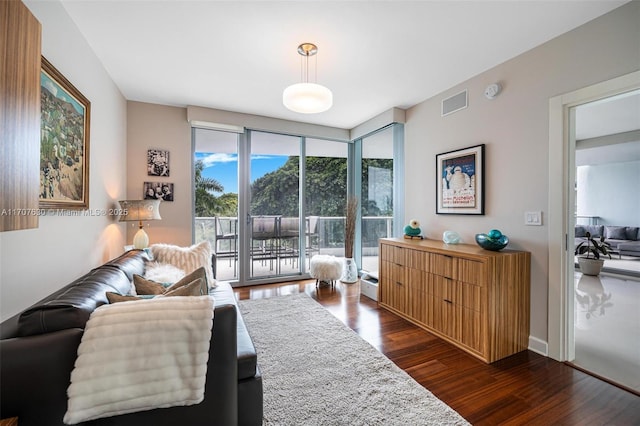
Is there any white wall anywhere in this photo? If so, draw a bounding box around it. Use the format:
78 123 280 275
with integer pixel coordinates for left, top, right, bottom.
577 161 640 226
0 1 127 321
403 2 640 345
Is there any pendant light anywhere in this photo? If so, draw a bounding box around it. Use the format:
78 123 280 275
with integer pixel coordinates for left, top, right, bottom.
283 43 333 114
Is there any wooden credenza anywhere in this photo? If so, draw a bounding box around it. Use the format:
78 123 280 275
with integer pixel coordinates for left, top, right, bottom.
378 238 530 363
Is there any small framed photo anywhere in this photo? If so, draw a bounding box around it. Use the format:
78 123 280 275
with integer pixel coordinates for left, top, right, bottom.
144 181 174 202
147 149 170 176
436 144 485 215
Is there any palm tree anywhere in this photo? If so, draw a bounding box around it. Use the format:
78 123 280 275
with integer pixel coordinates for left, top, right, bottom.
194 160 224 217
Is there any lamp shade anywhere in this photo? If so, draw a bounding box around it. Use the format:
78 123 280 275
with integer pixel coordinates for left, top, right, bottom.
283 83 333 114
118 199 162 222
118 200 161 249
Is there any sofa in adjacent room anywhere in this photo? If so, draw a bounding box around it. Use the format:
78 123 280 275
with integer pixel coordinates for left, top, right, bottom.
0 249 263 426
574 225 640 257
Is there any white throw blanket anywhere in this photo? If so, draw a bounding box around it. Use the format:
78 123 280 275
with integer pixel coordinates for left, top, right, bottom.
64 296 215 425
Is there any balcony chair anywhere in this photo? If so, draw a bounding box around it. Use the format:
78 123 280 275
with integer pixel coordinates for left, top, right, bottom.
251 216 280 274
214 216 237 277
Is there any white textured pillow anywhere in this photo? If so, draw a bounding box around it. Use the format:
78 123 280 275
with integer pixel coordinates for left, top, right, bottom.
144 262 186 283
150 241 216 288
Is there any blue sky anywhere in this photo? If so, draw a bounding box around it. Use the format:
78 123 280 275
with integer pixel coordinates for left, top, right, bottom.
41 73 85 114
195 152 287 194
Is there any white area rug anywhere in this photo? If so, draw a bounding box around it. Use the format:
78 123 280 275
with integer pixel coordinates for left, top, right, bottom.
238 293 469 425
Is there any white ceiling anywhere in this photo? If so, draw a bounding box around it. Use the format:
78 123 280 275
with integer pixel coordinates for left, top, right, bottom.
575 90 640 166
59 0 629 130
575 90 640 140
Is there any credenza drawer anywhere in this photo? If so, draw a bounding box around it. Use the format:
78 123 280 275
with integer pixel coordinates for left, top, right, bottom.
382 244 406 266
427 253 453 278
454 258 486 286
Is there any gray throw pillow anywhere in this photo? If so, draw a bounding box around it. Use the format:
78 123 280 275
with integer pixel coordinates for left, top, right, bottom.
584 225 604 238
625 227 639 240
605 226 627 240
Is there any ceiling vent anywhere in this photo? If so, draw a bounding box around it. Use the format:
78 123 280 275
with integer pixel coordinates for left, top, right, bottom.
441 90 468 116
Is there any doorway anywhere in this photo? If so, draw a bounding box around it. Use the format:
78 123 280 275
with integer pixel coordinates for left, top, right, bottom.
570 91 640 393
547 71 640 393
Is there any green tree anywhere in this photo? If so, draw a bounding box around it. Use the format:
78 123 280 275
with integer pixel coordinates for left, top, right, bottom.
250 156 392 217
194 160 237 217
361 158 393 216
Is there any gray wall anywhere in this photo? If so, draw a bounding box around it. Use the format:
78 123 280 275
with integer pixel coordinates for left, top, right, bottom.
577 161 640 227
403 2 640 346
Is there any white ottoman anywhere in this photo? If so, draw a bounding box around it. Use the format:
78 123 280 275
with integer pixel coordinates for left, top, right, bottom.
310 255 342 288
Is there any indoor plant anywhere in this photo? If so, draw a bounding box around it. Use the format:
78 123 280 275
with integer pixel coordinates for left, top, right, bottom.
574 231 612 276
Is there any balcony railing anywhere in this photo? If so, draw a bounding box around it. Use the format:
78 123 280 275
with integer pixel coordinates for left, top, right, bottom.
195 215 393 280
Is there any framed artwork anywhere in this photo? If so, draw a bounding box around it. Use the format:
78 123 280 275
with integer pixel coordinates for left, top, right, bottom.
144 181 174 202
436 144 484 215
147 149 170 176
39 56 91 209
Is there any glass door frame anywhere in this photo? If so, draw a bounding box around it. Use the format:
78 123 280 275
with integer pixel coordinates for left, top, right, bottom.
193 122 405 287
240 130 309 283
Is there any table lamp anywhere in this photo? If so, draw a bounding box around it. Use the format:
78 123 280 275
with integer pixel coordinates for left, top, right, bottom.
118 199 162 249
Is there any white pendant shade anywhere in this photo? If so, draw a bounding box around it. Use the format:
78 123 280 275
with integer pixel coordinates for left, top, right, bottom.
283 43 333 114
283 82 333 114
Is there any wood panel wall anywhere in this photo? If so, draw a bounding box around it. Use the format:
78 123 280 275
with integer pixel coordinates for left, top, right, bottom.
1 0 41 232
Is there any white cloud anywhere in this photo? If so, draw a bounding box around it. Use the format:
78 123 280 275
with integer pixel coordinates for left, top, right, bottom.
201 153 237 167
43 80 58 96
200 153 274 168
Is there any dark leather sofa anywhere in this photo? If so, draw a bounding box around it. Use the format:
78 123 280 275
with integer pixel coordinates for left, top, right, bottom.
0 250 262 425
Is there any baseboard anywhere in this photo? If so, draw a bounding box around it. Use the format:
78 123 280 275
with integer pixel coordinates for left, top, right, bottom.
528 336 548 356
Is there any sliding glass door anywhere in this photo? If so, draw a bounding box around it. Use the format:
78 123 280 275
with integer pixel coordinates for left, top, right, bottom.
194 123 402 285
305 138 349 262
248 131 301 279
359 126 395 275
193 128 239 281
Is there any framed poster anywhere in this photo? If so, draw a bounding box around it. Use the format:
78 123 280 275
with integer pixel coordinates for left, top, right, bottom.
436 144 484 215
144 181 174 202
39 56 91 209
147 149 170 176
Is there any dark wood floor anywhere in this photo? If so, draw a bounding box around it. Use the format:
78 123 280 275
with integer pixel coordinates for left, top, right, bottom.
234 280 640 425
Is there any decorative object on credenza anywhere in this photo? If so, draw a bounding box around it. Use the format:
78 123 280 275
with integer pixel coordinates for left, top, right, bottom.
144 181 173 201
475 229 509 251
147 149 170 176
119 199 162 249
341 196 359 283
436 144 484 215
403 219 423 240
283 43 333 114
39 56 91 209
574 231 612 276
442 230 461 244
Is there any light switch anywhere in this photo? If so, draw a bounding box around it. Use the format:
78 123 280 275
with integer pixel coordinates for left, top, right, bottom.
525 211 542 226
